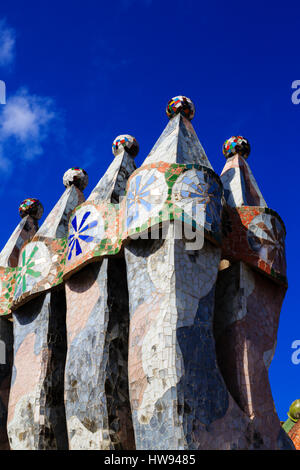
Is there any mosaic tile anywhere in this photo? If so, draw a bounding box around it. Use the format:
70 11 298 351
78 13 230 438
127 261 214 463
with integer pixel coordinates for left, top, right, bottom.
125 226 256 449
0 208 40 450
166 96 195 121
64 148 136 450
7 173 84 450
223 136 250 159
283 400 300 449
88 149 137 204
213 137 293 449
19 198 44 220
112 135 139 158
7 291 68 450
143 112 213 168
221 154 267 208
63 167 88 191
0 98 292 450
0 215 38 270
222 206 287 284
214 262 292 449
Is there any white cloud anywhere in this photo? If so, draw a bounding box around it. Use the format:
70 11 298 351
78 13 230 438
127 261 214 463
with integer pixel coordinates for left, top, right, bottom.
0 88 58 170
1 89 55 144
0 19 62 175
0 19 16 67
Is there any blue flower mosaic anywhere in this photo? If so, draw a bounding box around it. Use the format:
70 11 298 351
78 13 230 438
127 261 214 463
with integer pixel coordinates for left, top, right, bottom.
126 174 156 228
68 211 98 260
177 170 222 232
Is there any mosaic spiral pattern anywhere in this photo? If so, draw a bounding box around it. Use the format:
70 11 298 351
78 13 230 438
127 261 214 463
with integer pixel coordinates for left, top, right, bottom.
19 198 44 220
67 205 105 261
172 168 222 233
166 96 195 120
126 168 168 230
112 135 139 158
223 136 250 159
14 242 51 298
247 213 286 274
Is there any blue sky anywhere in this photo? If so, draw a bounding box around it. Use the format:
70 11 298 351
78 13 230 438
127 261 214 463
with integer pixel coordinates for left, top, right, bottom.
0 0 299 420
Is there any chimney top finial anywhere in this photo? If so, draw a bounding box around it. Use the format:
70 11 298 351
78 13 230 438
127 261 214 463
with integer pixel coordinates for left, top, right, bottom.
63 167 88 191
223 136 251 160
112 135 139 158
288 400 300 422
166 96 195 121
19 198 44 220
